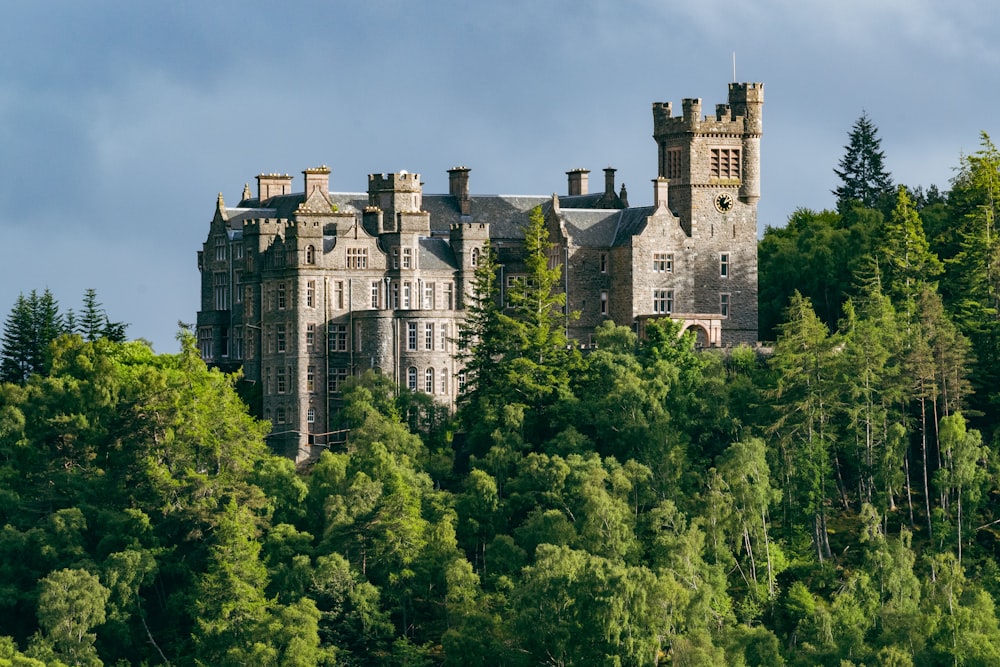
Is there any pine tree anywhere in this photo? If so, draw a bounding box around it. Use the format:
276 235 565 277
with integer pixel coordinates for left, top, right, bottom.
834 112 894 211
0 289 64 384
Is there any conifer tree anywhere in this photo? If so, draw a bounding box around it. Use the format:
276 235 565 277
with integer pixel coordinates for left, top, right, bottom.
0 289 64 384
834 112 894 212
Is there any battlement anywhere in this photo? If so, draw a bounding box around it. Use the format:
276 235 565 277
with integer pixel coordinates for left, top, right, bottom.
653 82 763 138
368 171 422 192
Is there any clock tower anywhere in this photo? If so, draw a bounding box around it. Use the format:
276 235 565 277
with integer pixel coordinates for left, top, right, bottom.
651 82 762 343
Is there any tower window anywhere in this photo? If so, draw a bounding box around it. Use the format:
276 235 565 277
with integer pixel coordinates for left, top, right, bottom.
371 282 380 309
710 148 741 180
277 282 287 310
402 247 412 269
720 293 730 318
329 324 347 352
307 366 315 392
471 247 480 268
276 324 287 353
720 253 730 278
425 322 434 350
306 280 315 307
600 290 608 315
306 323 315 350
665 147 683 179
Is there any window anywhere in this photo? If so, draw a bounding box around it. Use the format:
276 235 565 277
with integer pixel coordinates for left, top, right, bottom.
334 281 344 309
276 367 287 394
710 148 741 180
444 283 454 310
391 282 399 309
471 247 480 267
424 368 434 393
402 282 411 309
458 371 467 393
198 328 212 360
213 272 228 310
215 236 227 261
392 247 399 269
233 326 243 359
306 323 315 350
720 293 730 318
407 322 417 351
234 271 243 302
347 247 368 269
407 367 418 391
220 326 229 358
307 408 316 424
600 252 608 273
306 280 315 307
720 253 730 278
277 282 287 309
423 282 434 309
653 252 673 273
276 324 287 353
307 365 315 392
600 290 608 315
276 406 286 424
329 368 348 393
439 323 449 352
440 369 448 395
371 282 380 309
402 247 412 269
653 289 673 314
665 147 683 179
234 244 244 260
425 322 434 350
330 324 347 352
266 325 274 354
305 245 315 264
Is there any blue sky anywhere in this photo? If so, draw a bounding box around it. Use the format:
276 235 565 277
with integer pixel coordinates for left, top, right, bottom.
1 1 997 352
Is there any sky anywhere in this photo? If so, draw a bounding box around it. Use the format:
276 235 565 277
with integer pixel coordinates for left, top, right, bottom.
1 1 998 353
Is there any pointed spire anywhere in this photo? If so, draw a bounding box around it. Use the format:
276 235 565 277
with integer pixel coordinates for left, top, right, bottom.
243 183 252 201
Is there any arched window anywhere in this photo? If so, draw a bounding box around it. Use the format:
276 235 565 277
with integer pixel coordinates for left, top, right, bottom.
471 247 480 268
305 245 316 264
407 367 417 391
425 368 434 393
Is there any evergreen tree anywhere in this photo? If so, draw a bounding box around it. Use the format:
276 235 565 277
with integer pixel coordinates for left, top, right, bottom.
0 289 64 384
834 112 894 212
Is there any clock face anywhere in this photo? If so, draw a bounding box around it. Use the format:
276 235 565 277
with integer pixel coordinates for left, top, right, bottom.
715 192 735 213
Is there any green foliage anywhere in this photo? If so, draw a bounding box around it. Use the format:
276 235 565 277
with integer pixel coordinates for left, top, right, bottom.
833 112 894 212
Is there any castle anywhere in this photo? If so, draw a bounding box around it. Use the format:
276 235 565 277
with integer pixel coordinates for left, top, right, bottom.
197 83 763 461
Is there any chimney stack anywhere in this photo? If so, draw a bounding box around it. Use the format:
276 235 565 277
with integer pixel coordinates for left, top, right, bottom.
653 177 669 209
604 167 616 195
448 166 471 215
567 168 590 196
303 166 331 196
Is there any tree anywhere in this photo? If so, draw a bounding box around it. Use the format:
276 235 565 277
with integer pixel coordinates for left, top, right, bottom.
35 568 109 666
834 112 894 212
77 289 128 343
0 289 64 384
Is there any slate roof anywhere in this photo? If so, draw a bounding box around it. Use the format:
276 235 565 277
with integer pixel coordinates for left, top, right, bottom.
418 236 458 271
610 207 656 247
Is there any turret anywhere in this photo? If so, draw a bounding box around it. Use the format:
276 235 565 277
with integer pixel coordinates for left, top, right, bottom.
729 82 764 203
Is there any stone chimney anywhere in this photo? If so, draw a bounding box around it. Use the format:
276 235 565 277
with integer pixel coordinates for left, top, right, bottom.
567 168 590 196
604 167 616 195
448 166 471 215
303 166 330 196
653 177 669 209
257 173 293 201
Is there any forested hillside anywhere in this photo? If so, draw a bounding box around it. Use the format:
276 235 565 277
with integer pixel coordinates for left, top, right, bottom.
2 126 1000 666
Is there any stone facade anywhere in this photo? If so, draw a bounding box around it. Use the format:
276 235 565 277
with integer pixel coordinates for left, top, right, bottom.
196 83 763 461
